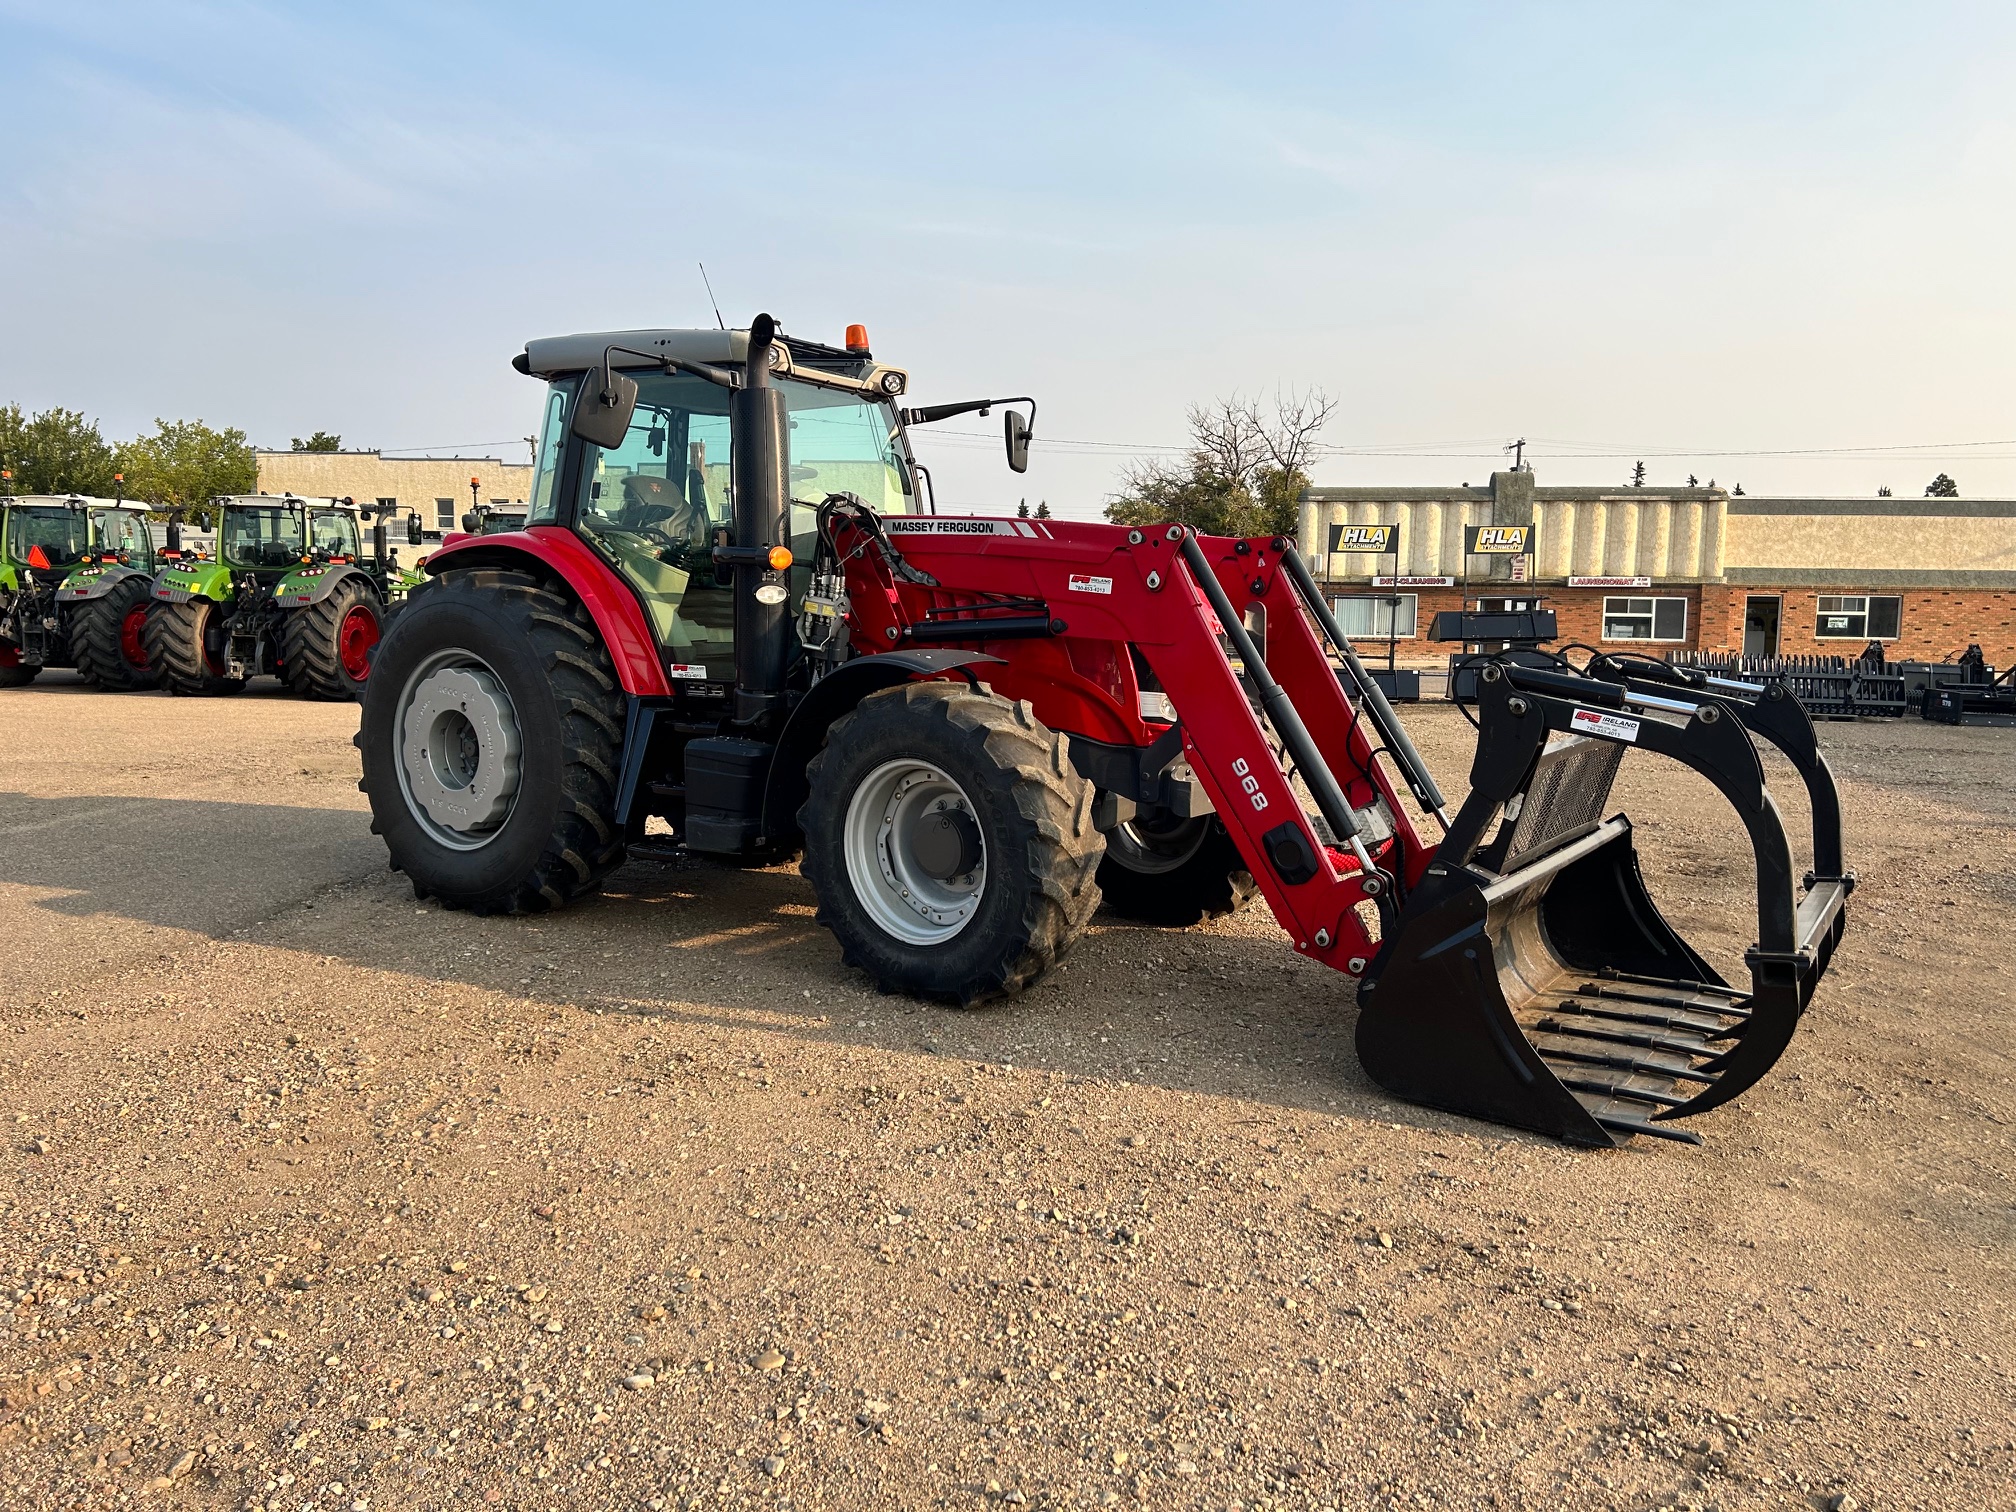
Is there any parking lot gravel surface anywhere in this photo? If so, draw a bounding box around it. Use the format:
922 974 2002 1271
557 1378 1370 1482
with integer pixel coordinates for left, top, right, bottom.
1 673 2011 1511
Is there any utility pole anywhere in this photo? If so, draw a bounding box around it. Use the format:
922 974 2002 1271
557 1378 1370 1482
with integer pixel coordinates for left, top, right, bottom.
1504 437 1527 472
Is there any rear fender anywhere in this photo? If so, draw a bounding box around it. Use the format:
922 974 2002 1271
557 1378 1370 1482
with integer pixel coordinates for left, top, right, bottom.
422 528 670 696
152 561 233 604
59 563 151 602
753 650 1004 838
274 562 376 608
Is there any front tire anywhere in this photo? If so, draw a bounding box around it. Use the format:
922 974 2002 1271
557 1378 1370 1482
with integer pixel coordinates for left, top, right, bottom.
282 580 382 701
357 569 625 914
71 578 159 691
800 683 1103 1005
1097 810 1257 926
143 599 246 696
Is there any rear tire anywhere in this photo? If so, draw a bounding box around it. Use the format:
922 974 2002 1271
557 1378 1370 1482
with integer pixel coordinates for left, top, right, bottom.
70 577 158 691
356 568 626 915
1097 810 1256 926
282 580 382 701
800 682 1103 1005
143 599 246 696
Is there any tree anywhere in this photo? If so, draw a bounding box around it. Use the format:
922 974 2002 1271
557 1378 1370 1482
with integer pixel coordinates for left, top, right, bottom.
1877 485 1892 497
1630 460 1647 488
1016 500 1030 518
291 431 343 452
117 419 258 524
1686 473 1698 487
1732 483 1745 496
1925 472 1959 497
1105 388 1335 538
1034 501 1051 519
0 404 119 495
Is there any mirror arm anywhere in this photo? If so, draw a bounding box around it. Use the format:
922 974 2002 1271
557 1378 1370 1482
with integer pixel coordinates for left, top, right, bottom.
600 344 741 392
900 395 1036 430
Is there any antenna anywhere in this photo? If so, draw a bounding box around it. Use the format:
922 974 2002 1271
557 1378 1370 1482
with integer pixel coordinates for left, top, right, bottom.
698 263 726 331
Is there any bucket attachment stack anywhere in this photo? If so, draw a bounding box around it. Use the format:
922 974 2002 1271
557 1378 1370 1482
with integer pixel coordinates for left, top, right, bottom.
1357 657 1852 1147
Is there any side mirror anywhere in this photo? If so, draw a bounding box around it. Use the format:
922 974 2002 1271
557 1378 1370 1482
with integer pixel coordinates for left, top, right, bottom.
1005 409 1032 474
165 520 182 554
461 511 480 534
407 514 424 547
571 365 639 449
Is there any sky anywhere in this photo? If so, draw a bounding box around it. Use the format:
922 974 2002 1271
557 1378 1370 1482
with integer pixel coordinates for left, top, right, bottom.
4 1 2015 516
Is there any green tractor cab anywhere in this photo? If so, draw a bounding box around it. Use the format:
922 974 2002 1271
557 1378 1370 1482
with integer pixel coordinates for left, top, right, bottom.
144 494 423 699
1 494 160 690
460 504 528 536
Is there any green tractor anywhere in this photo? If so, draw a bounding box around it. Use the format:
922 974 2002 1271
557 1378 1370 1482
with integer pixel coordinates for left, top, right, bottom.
143 493 424 699
0 492 161 690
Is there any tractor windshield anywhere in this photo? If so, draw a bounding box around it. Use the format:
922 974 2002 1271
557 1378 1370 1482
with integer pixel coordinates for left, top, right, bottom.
6 507 90 569
90 510 156 570
223 506 307 568
309 510 361 559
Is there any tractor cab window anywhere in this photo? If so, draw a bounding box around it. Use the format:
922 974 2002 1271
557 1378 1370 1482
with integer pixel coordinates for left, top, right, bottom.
572 371 739 676
91 510 155 569
781 379 914 553
224 506 307 567
527 377 575 527
9 507 90 568
310 511 361 559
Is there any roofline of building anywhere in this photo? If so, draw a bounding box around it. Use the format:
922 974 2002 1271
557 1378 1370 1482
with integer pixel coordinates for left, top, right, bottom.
1304 486 1726 502
254 450 530 464
1727 497 2016 517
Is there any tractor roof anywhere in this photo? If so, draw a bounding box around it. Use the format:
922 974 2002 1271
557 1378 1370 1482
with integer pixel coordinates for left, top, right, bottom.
218 493 361 512
517 326 907 395
2 494 139 511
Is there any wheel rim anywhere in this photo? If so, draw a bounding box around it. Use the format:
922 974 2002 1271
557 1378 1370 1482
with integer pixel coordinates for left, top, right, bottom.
394 650 524 851
842 758 986 944
199 604 229 677
1105 811 1212 875
120 604 149 668
338 603 380 681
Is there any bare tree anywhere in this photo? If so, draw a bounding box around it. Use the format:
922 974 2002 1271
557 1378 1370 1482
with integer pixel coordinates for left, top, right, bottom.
1107 388 1335 536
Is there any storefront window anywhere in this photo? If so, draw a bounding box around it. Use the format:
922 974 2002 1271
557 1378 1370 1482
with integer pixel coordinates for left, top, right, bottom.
1815 595 1901 640
1602 596 1687 642
1332 593 1418 639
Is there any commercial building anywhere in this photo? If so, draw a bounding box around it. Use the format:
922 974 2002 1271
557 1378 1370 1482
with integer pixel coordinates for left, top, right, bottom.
254 452 533 539
1299 471 2016 664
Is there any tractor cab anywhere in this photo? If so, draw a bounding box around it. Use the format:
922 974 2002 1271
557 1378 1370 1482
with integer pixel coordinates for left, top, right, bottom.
2 494 158 687
513 324 934 686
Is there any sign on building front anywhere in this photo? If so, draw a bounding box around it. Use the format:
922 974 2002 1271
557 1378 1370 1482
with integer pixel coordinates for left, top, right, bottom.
1372 574 1455 587
1569 575 1652 589
1464 524 1532 555
1328 522 1396 554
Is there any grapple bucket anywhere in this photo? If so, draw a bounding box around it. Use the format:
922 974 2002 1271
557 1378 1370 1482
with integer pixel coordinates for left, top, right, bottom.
1357 658 1852 1147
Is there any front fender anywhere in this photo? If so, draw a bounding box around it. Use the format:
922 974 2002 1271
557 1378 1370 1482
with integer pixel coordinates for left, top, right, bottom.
422 527 670 696
274 563 375 608
59 563 151 603
152 562 234 604
758 650 1003 837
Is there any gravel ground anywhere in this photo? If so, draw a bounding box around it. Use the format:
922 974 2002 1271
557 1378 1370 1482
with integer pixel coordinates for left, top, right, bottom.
1 674 2011 1512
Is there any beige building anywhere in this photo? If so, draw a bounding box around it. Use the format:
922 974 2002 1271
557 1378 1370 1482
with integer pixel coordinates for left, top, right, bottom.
255 452 534 537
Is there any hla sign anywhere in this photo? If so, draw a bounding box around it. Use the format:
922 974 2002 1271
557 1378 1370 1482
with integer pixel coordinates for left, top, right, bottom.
1464 524 1532 555
1327 522 1396 554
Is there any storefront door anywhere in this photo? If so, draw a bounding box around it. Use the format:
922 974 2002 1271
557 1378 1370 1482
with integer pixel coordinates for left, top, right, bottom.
1744 595 1781 658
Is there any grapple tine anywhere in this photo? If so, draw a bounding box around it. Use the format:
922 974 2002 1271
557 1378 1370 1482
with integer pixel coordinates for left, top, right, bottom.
1356 658 1850 1148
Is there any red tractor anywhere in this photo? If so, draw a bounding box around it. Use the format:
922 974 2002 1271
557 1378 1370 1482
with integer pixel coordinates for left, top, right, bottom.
358 316 1852 1147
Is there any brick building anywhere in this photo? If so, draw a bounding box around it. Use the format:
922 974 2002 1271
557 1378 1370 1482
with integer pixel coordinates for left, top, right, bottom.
1300 472 2016 665
255 451 532 540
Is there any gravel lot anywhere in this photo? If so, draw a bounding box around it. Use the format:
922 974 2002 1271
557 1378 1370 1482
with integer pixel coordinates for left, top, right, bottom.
1 673 2011 1512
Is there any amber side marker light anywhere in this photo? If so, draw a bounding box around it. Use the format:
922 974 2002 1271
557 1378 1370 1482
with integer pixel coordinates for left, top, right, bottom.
767 546 794 571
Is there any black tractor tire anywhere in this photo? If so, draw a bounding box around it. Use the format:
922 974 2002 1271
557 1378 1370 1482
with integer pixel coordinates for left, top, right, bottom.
143 599 246 696
356 568 626 915
0 651 37 687
800 682 1103 1006
70 577 159 691
282 580 382 702
1097 811 1257 927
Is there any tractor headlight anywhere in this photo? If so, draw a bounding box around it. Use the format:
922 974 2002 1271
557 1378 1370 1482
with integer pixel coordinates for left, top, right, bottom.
754 583 789 606
878 370 907 396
